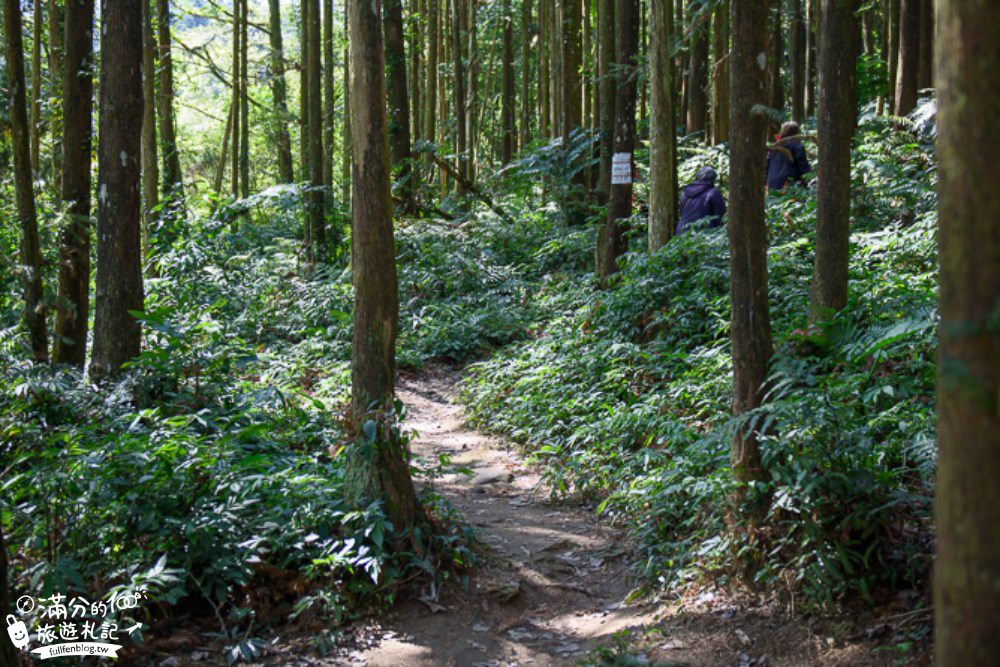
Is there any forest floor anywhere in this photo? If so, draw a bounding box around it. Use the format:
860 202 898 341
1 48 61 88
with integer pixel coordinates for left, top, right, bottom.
244 367 921 667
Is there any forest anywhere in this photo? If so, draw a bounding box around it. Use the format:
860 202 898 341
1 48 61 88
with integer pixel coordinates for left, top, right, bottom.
0 0 997 664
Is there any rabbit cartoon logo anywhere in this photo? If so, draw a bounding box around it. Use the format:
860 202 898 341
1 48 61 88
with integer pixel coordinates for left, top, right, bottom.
6 614 30 651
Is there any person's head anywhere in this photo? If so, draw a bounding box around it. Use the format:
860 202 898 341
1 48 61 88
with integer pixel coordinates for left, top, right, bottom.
779 121 801 139
695 166 717 185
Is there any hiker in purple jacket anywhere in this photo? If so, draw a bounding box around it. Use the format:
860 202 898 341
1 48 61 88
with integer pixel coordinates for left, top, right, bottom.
676 166 727 235
766 121 812 192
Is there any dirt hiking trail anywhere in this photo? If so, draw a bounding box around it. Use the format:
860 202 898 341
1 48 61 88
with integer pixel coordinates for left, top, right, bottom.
344 367 655 666
224 368 922 667
325 368 904 667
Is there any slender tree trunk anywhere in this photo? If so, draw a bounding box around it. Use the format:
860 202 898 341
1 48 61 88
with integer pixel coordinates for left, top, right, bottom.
886 0 900 115
686 0 708 136
549 0 562 137
916 0 932 90
452 0 468 189
307 0 324 253
790 0 806 121
52 0 95 367
213 102 234 195
935 2 1000 663
269 0 295 183
595 0 638 286
712 0 730 144
91 0 144 379
48 0 64 190
466 0 478 182
299 0 309 180
519 0 531 150
649 0 677 251
805 0 817 116
500 0 515 163
232 0 242 195
239 0 249 198
562 0 582 138
141 0 160 246
384 0 414 210
809 0 859 323
346 0 420 533
676 0 686 125
323 0 334 196
596 0 614 203
424 0 438 168
4 0 49 362
539 0 549 139
770 0 785 122
411 0 423 151
0 522 18 667
862 8 874 54
30 0 42 176
157 0 184 209
342 8 351 205
728 0 774 507
894 0 919 115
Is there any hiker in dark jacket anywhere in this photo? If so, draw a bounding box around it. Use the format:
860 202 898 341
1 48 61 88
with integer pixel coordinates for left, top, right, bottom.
766 121 812 192
676 166 727 234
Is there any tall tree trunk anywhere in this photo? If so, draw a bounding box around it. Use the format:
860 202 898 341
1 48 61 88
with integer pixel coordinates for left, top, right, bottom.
384 0 414 209
232 0 242 195
323 0 334 197
52 0 95 367
934 2 1000 663
307 0 324 253
342 8 351 205
711 0 730 144
790 0 806 121
769 0 785 123
299 0 309 180
809 0 859 323
500 0 515 163
91 0 144 379
424 0 438 169
452 0 468 189
411 0 423 151
562 0 582 138
4 0 48 362
686 0 708 136
30 0 42 176
596 0 614 203
466 0 478 182
0 521 18 667
48 0 64 190
549 0 562 138
539 0 549 138
886 0 900 115
346 0 420 533
562 0 584 221
519 0 531 150
894 0 919 115
916 0 932 90
239 0 249 198
269 0 295 183
141 0 160 246
728 0 774 507
649 0 677 251
595 0 638 286
805 0 817 116
157 0 184 209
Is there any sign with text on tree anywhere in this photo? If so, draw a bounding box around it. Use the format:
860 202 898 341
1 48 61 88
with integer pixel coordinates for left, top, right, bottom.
611 152 633 185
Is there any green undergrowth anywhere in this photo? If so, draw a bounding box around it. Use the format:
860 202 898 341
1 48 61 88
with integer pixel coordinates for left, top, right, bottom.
460 115 938 609
0 183 571 648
